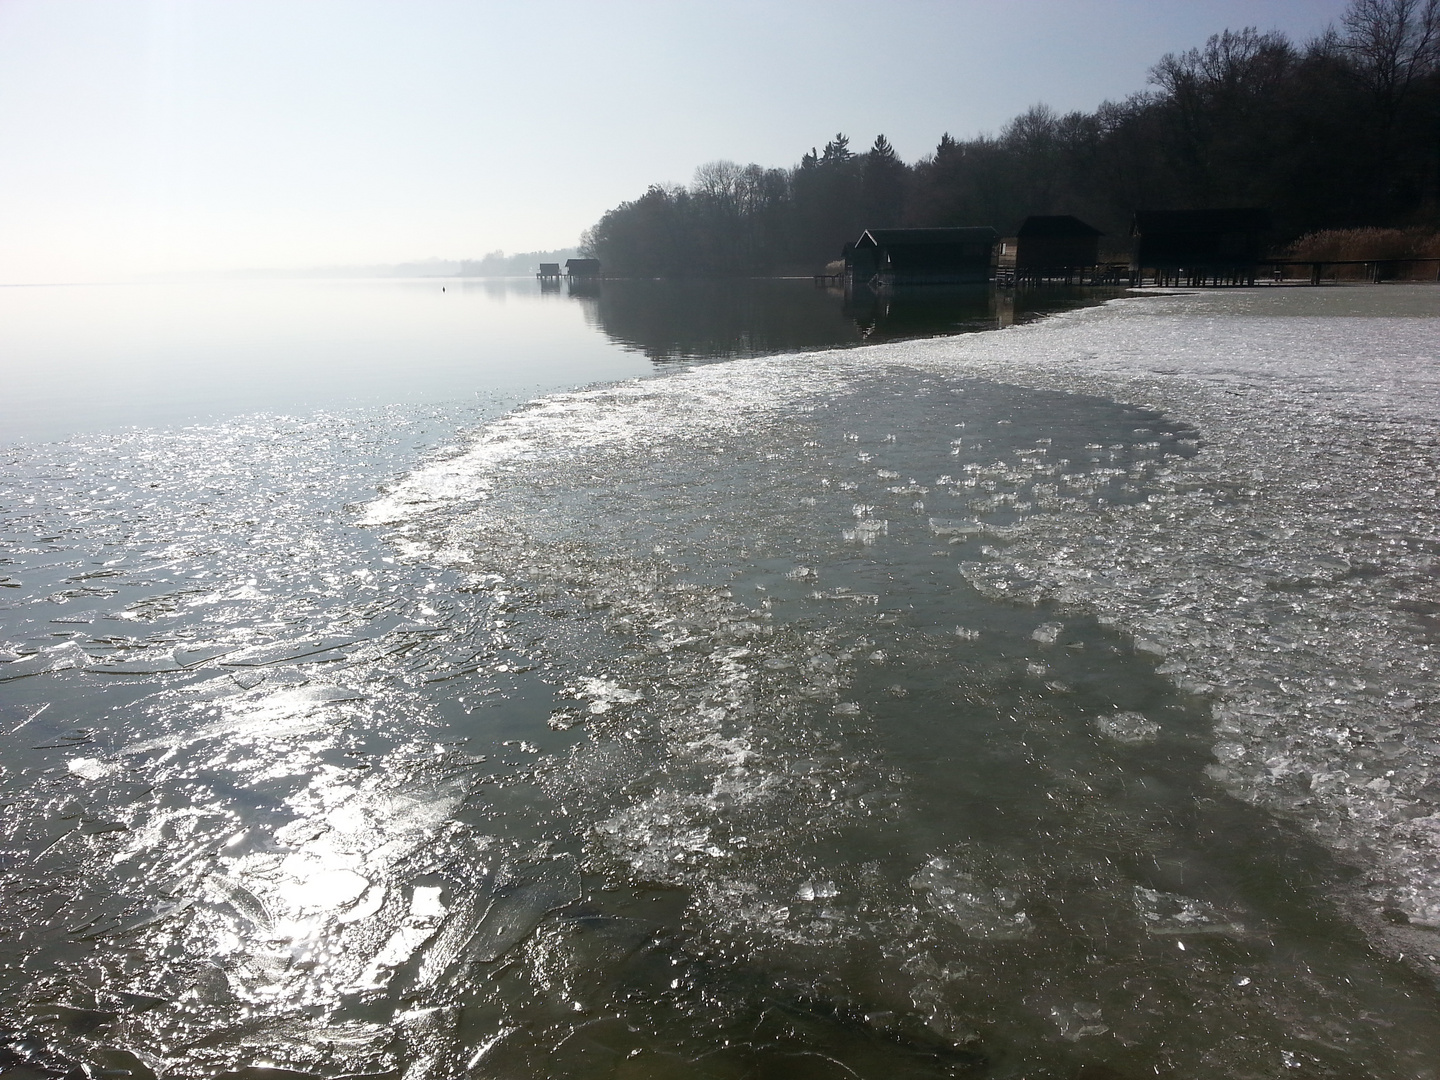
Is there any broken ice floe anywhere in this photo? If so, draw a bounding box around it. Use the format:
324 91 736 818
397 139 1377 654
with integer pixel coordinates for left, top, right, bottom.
885 290 1440 960
1133 886 1244 937
1093 711 1161 744
910 856 1032 941
1031 621 1064 645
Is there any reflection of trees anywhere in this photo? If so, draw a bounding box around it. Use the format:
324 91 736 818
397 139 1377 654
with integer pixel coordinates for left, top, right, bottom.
460 278 543 299
844 285 1124 343
582 279 865 362
577 280 1119 362
844 286 998 342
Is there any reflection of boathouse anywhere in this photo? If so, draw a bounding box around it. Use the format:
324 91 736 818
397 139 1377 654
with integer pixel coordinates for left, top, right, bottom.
845 227 997 287
1131 208 1269 286
565 258 602 279
1014 215 1101 284
845 285 1005 340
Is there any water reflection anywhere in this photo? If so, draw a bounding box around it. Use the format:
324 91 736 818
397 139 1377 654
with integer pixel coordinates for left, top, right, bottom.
574 277 1128 361
2 277 1126 444
0 278 653 444
846 283 1004 340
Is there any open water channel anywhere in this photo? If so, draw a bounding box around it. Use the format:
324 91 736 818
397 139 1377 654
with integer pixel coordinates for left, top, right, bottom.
2 278 1438 1079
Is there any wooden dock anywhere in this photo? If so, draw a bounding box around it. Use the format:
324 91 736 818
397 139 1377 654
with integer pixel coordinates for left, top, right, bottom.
1127 258 1440 287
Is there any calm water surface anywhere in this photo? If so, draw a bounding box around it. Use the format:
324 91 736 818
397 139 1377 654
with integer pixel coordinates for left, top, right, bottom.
2 280 1437 1079
0 277 1104 444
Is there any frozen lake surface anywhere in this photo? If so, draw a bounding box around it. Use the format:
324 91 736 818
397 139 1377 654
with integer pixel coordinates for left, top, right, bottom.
2 284 1438 1078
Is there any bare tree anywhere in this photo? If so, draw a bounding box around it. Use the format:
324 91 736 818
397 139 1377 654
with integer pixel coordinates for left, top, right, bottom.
1149 27 1295 101
691 160 747 210
1339 0 1440 118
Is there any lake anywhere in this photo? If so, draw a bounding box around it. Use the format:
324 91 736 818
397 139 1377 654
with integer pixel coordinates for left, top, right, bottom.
2 278 1439 1079
0 277 1108 444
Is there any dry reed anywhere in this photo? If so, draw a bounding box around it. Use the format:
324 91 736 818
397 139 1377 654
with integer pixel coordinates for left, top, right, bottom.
1282 228 1440 280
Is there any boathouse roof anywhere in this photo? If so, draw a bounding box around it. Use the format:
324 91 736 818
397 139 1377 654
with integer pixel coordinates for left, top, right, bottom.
1017 215 1101 238
857 227 998 248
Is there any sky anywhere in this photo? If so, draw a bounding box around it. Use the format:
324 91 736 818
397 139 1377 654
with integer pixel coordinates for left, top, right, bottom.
0 0 1354 283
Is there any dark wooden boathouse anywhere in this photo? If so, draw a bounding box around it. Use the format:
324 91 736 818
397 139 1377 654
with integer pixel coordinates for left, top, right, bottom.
565 258 602 279
1014 215 1102 284
537 262 562 280
1131 208 1270 286
847 227 998 287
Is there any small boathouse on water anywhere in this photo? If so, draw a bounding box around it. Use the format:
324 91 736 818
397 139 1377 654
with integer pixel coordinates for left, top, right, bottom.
537 262 562 280
1014 215 1102 283
1131 208 1270 286
845 227 998 286
565 258 602 279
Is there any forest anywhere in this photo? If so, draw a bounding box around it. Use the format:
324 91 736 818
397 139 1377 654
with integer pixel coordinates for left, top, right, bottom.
580 0 1440 277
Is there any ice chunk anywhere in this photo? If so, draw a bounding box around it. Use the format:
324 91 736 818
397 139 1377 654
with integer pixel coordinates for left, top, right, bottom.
842 519 889 544
1133 886 1242 936
1092 712 1161 744
1050 1002 1109 1041
548 709 583 731
0 641 90 681
576 676 644 715
67 756 115 781
928 517 984 537
1031 621 1064 645
960 562 1046 605
356 886 449 989
89 650 184 675
910 857 1031 940
594 793 724 885
206 874 274 931
468 857 580 963
795 880 839 901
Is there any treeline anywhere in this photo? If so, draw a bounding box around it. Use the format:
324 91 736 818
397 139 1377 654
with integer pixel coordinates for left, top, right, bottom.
581 0 1440 276
460 248 578 276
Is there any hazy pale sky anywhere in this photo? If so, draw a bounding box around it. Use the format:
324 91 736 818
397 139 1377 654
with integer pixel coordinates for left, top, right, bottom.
0 0 1352 282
